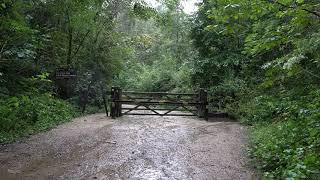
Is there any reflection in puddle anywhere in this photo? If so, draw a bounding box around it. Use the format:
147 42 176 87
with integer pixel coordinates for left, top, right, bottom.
134 168 163 180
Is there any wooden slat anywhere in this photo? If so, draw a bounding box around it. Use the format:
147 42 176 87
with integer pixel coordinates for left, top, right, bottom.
162 106 180 116
122 97 153 100
143 105 162 116
122 104 141 115
181 105 199 116
116 100 202 105
123 91 198 96
122 108 197 111
125 113 196 116
122 96 195 101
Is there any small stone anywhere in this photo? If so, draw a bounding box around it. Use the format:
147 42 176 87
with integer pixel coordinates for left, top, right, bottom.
8 169 21 174
106 141 116 145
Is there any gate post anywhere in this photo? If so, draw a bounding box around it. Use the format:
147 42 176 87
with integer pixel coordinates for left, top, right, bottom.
101 85 108 117
198 88 203 118
204 89 208 120
117 88 122 117
111 87 122 118
111 87 116 119
198 88 208 120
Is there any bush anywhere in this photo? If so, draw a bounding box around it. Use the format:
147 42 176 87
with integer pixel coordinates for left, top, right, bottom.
207 78 248 112
0 94 76 143
250 117 320 179
238 90 320 179
117 57 193 93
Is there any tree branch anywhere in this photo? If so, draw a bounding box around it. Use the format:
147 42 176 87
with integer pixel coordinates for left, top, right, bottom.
0 40 7 60
72 29 91 58
269 0 320 18
71 10 101 60
66 8 73 65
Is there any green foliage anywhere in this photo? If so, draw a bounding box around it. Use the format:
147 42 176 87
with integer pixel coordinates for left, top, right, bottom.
3 1 319 178
133 2 158 20
116 0 195 93
0 0 196 144
0 94 76 143
208 77 248 112
249 95 320 178
227 87 320 179
192 0 320 178
117 57 193 92
221 64 320 179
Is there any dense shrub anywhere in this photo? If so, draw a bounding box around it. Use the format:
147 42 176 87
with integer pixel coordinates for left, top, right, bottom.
117 58 193 93
233 90 320 179
0 94 76 143
207 78 248 112
250 117 320 179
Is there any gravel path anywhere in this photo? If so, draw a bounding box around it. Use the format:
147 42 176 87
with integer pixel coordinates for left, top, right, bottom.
0 114 256 180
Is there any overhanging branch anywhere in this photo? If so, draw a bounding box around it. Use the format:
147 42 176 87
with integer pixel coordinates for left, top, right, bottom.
268 0 320 18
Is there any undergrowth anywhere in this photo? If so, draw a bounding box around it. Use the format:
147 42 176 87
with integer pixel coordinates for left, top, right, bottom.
230 89 320 179
0 93 76 143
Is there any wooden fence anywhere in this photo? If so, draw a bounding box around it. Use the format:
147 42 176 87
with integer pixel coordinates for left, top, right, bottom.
110 87 208 120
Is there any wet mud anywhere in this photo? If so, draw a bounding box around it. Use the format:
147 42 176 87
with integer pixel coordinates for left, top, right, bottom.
0 114 256 180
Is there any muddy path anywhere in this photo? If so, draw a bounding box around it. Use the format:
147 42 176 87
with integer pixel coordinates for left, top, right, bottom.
0 114 255 180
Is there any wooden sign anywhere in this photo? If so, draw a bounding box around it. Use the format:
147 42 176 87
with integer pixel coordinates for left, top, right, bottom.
55 69 76 80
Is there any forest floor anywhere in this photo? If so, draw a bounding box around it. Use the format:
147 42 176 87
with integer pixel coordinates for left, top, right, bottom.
0 113 256 180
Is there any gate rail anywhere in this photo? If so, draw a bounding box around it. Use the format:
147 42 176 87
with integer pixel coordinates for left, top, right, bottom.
110 87 208 120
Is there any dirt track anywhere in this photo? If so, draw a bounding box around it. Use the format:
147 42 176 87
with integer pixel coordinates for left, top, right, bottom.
0 114 255 180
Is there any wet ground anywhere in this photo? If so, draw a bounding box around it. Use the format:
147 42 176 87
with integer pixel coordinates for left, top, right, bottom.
0 114 255 180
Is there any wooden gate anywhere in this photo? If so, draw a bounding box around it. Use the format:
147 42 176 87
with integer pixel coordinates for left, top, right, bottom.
110 87 208 120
